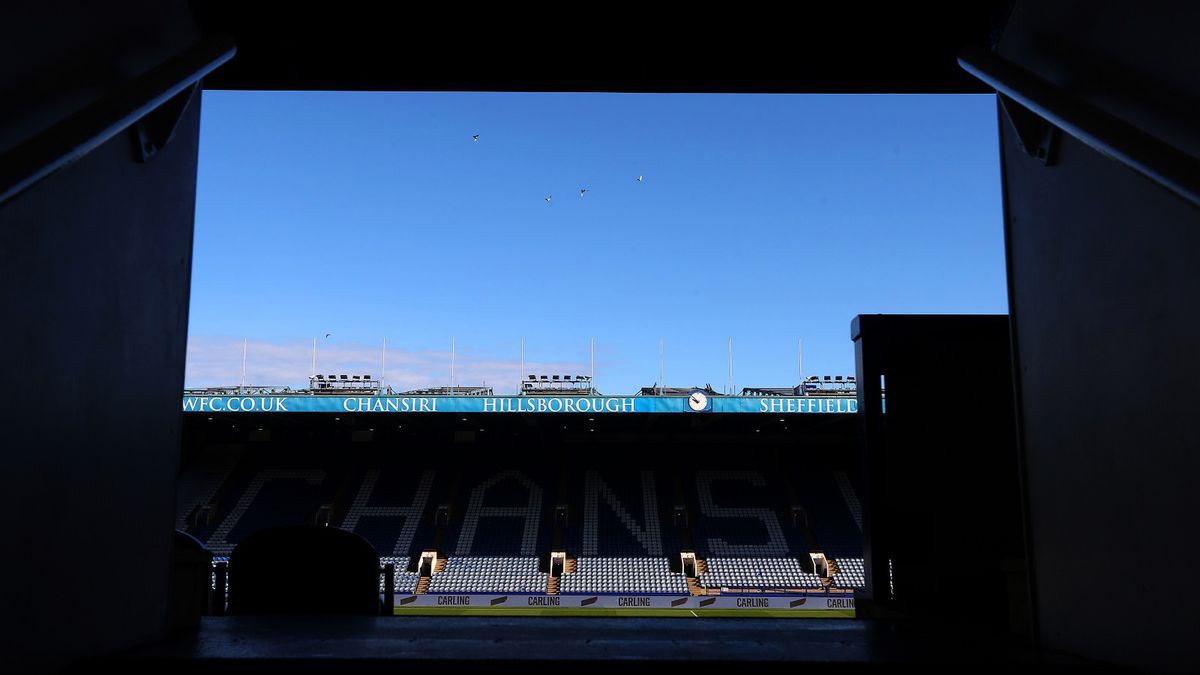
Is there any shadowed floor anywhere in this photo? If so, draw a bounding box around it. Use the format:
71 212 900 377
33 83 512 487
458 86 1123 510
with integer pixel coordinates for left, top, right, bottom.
83 615 1127 673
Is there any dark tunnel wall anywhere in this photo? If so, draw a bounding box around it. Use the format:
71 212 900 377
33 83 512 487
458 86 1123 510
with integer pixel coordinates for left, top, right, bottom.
997 3 1200 672
0 3 203 671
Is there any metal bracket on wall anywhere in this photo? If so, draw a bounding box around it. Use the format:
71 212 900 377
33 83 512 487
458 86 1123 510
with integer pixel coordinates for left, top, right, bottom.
999 94 1059 166
133 82 199 163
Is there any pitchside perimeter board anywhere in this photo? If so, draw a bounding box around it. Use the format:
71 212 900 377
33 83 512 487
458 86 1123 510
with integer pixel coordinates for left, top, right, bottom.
393 592 858 612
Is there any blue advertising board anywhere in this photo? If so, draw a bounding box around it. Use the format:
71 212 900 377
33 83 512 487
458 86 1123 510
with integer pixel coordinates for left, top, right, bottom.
181 395 860 414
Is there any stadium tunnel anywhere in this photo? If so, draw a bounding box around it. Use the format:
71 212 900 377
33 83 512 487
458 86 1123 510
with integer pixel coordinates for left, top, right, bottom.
3 1 1199 673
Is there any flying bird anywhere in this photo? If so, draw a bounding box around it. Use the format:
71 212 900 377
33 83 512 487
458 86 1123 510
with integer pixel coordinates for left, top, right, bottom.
325 333 331 338
636 175 644 183
545 195 552 205
472 134 479 142
579 188 588 198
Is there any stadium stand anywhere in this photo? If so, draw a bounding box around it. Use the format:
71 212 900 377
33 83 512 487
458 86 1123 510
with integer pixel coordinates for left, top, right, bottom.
831 557 866 589
175 448 242 530
447 469 553 557
699 557 823 591
426 557 546 594
690 470 802 557
178 453 867 600
339 468 437 558
559 557 687 595
831 470 863 531
791 470 863 559
205 469 328 555
566 469 679 557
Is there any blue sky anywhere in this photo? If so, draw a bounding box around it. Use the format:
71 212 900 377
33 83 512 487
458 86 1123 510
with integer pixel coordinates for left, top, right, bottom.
186 92 1005 394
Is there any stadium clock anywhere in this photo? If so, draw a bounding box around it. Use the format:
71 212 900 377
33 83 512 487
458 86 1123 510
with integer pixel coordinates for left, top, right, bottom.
687 389 709 412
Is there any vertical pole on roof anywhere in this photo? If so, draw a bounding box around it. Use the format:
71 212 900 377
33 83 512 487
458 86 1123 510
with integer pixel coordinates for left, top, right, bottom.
659 337 664 395
728 337 734 395
451 337 456 391
520 336 525 394
798 337 804 391
590 337 595 394
311 337 317 380
381 337 386 393
240 337 247 393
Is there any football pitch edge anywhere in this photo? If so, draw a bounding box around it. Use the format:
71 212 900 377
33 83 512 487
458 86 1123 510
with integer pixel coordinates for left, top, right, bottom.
393 607 856 618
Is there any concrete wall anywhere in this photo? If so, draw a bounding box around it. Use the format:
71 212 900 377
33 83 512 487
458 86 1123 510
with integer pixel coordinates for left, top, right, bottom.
998 3 1200 671
0 2 202 671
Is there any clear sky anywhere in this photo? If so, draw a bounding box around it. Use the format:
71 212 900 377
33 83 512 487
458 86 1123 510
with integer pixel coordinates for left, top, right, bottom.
186 91 1005 394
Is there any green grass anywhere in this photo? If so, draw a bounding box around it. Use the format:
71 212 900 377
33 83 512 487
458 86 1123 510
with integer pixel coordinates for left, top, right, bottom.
392 607 855 618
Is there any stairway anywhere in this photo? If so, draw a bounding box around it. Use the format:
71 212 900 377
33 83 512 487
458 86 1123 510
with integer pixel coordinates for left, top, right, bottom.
822 558 841 588
564 557 577 574
415 556 447 595
687 558 709 595
547 576 560 595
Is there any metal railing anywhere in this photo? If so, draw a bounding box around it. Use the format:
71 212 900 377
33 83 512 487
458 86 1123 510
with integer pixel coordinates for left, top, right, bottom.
959 45 1200 210
0 35 235 206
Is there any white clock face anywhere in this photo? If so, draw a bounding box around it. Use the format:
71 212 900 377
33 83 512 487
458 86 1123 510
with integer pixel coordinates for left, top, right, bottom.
688 391 708 411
